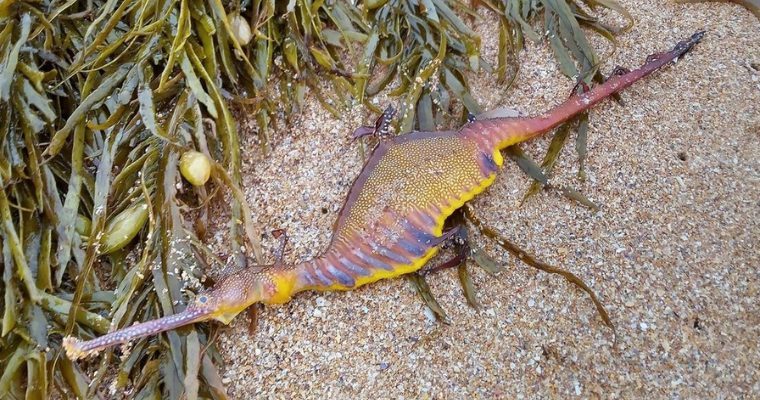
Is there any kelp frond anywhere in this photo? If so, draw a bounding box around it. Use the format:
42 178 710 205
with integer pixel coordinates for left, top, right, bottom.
0 1 261 398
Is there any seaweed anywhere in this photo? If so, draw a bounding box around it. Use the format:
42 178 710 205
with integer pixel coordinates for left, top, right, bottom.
0 2 262 398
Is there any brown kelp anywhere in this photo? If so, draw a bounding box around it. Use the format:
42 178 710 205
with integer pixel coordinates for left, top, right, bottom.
0 1 262 398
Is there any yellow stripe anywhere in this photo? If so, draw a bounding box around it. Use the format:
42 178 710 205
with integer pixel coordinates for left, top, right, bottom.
493 149 504 167
432 172 497 236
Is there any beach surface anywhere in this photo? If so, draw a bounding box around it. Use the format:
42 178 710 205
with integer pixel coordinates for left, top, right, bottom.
212 1 759 398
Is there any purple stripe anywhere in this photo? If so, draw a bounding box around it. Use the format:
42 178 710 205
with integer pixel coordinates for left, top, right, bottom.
368 239 409 264
325 263 356 287
352 249 394 271
402 219 437 245
479 152 498 174
397 237 427 257
337 255 370 276
302 262 318 286
313 261 335 286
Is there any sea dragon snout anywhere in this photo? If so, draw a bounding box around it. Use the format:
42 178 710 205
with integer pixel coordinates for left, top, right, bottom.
63 265 291 360
63 302 212 360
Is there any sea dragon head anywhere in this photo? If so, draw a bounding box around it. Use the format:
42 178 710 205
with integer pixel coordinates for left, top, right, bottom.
63 264 295 360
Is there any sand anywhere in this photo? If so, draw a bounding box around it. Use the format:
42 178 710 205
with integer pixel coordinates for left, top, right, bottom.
211 1 759 398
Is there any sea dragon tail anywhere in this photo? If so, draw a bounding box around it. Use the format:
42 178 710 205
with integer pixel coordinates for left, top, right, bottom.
462 31 706 152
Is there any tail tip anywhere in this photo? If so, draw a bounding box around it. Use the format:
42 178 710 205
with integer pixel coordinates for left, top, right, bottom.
675 30 707 55
690 30 707 45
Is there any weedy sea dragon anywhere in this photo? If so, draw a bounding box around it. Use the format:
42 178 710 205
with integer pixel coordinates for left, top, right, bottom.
63 31 705 360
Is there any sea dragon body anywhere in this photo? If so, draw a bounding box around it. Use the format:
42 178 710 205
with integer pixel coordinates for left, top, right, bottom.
63 32 705 360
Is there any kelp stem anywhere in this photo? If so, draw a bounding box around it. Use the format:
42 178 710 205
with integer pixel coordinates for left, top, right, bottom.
39 292 110 334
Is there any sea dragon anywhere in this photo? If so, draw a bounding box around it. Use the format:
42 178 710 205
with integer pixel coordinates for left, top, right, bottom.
63 31 705 360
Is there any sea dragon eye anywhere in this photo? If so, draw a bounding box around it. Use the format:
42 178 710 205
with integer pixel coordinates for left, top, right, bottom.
198 295 208 304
